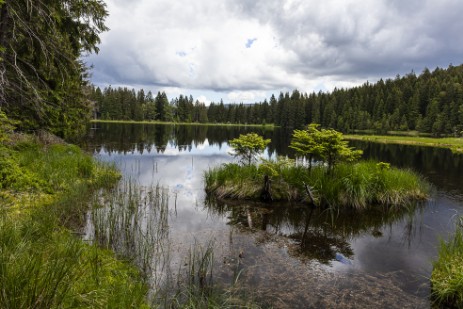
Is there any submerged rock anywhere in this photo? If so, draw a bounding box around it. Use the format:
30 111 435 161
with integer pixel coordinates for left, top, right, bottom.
336 252 353 265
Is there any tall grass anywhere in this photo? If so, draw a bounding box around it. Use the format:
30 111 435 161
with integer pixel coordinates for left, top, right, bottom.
0 136 148 309
205 160 429 210
89 180 170 288
165 240 260 309
89 180 261 308
0 196 149 309
431 219 463 308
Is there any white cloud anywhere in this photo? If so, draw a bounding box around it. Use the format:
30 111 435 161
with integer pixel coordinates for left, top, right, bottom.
88 0 463 102
196 95 211 106
227 91 268 103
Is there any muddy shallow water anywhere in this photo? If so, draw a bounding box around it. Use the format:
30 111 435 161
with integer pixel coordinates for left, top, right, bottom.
83 123 463 308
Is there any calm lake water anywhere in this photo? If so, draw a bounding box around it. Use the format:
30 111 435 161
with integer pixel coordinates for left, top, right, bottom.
83 123 463 308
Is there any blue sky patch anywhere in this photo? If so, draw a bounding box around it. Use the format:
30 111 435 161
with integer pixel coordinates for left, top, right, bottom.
245 38 257 48
176 51 187 57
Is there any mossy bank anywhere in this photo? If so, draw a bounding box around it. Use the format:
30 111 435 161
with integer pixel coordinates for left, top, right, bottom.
0 129 149 308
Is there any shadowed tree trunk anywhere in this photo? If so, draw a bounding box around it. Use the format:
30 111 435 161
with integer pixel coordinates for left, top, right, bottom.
261 174 273 202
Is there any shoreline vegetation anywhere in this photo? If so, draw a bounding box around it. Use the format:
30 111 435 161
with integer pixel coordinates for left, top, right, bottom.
91 118 275 128
205 128 430 210
0 118 259 308
344 134 463 153
0 125 150 307
431 220 463 308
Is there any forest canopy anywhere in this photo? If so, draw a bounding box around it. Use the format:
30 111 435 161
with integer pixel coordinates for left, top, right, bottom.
91 64 463 136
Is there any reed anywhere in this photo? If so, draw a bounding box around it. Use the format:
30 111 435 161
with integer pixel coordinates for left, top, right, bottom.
0 203 149 309
162 240 260 309
89 180 260 308
89 180 170 287
431 219 463 308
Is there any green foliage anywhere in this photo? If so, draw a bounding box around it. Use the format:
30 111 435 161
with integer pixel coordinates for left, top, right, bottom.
289 123 321 168
0 132 120 206
0 132 148 309
259 157 295 177
431 220 463 308
0 111 17 144
229 133 271 166
315 128 363 170
0 210 148 309
0 152 41 191
290 124 362 170
0 114 41 191
1 0 108 139
93 64 463 136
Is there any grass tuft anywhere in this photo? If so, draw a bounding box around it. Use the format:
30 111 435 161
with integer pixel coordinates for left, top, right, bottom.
431 220 463 308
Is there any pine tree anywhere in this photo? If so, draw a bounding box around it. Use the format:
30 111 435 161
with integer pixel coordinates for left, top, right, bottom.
0 0 108 138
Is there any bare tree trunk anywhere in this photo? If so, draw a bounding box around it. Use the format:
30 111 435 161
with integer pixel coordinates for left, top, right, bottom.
303 181 316 206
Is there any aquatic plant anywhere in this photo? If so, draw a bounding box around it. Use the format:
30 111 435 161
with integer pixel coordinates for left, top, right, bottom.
89 181 170 286
431 219 463 308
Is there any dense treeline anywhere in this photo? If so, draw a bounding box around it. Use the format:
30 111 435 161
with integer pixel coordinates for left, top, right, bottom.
0 0 108 139
92 87 209 123
93 64 463 136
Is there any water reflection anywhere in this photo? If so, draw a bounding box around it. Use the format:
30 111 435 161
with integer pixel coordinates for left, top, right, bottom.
205 198 424 266
81 123 463 308
85 123 276 156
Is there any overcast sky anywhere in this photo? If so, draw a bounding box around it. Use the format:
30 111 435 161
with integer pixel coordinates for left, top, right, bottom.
86 0 463 104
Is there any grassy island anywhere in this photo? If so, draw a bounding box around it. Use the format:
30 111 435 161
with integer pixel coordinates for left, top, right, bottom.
205 126 429 210
205 160 428 209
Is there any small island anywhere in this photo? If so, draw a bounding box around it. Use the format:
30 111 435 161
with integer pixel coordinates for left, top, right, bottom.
205 124 429 210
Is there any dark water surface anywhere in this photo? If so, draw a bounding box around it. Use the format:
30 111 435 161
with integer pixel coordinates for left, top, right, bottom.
83 123 463 308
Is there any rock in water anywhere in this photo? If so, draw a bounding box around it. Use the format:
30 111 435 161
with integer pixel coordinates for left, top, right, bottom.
335 252 352 265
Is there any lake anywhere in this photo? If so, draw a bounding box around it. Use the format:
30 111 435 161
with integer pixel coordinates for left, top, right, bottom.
82 123 463 308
